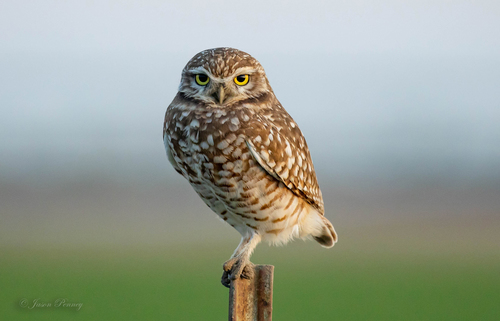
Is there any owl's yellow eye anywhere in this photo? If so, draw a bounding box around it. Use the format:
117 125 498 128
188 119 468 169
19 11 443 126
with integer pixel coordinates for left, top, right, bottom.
234 74 249 86
195 74 210 86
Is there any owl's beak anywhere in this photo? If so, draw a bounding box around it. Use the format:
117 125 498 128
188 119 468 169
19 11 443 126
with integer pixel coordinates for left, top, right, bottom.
213 85 226 104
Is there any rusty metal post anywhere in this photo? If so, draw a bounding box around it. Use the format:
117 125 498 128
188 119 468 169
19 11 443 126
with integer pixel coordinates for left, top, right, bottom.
228 265 274 321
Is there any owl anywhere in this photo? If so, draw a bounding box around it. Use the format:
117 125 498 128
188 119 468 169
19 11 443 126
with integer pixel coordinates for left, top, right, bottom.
163 48 337 287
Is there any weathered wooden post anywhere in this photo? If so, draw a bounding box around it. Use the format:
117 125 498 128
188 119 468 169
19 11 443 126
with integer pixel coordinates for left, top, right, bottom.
228 265 274 321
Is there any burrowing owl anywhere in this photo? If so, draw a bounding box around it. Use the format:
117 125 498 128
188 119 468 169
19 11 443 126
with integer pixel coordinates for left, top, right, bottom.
164 48 337 287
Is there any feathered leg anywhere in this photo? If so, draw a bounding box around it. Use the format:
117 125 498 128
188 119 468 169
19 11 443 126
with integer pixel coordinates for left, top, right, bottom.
221 232 261 288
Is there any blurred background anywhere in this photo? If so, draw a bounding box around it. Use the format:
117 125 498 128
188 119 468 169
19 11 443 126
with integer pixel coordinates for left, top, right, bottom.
1 1 499 320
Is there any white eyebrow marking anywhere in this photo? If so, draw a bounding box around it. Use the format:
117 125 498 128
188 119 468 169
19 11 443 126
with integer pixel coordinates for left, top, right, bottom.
232 67 258 75
187 66 212 76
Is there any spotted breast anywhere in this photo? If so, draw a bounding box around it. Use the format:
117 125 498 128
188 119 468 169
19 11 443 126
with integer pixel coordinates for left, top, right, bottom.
165 90 330 245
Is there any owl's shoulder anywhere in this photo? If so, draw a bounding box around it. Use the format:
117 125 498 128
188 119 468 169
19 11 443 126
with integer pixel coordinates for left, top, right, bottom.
241 103 325 212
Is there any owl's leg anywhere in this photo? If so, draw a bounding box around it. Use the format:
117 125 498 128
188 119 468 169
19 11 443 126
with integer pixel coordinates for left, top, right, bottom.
221 232 261 288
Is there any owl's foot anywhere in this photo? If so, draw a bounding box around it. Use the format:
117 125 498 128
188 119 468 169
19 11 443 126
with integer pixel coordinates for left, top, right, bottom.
221 257 255 288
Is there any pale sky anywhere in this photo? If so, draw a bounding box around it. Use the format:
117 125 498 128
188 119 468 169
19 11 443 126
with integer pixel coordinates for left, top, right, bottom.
1 1 499 184
1 1 499 55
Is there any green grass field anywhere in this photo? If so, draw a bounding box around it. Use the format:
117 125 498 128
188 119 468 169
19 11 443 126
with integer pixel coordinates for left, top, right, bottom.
2 229 499 321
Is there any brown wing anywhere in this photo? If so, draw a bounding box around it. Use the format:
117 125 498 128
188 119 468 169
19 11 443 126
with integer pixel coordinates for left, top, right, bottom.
244 107 325 213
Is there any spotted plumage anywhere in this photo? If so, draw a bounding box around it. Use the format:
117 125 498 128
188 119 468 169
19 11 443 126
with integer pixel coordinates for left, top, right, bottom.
163 48 337 287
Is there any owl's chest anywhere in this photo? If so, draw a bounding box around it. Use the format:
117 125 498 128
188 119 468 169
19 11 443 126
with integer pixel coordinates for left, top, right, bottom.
166 108 251 181
172 124 212 176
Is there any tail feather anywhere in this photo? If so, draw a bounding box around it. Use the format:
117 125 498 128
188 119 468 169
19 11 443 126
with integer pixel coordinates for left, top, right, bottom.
313 215 338 248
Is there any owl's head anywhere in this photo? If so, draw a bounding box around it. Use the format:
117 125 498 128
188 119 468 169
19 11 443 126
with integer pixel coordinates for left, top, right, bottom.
178 48 272 107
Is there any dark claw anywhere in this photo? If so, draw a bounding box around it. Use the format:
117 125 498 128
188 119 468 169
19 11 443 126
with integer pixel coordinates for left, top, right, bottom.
221 270 231 288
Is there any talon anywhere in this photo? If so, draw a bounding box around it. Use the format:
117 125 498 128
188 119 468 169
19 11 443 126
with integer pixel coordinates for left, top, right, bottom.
221 270 231 288
223 257 238 273
221 257 255 285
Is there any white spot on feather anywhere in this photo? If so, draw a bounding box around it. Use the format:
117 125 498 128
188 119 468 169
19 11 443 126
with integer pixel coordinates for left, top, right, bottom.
189 119 200 128
207 134 214 146
235 136 245 145
217 140 229 149
260 150 270 162
285 143 292 157
180 111 190 120
232 148 242 158
223 146 234 155
223 162 234 170
281 168 289 180
218 170 232 177
214 155 227 163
